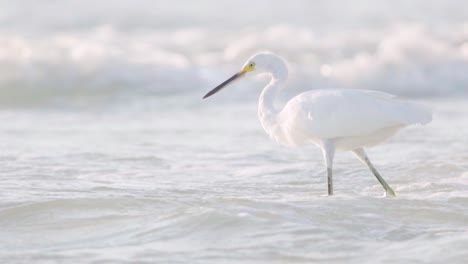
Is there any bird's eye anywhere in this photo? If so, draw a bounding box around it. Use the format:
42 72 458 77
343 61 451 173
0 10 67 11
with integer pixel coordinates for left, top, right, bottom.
249 62 255 68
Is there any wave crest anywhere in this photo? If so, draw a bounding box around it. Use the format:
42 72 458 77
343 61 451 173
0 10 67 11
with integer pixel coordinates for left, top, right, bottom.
0 24 467 104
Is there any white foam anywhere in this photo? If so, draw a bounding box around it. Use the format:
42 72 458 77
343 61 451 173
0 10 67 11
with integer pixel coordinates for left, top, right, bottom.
0 24 468 103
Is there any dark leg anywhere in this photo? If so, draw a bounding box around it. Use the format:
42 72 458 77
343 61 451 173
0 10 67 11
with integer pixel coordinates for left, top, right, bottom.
321 140 335 195
352 148 396 196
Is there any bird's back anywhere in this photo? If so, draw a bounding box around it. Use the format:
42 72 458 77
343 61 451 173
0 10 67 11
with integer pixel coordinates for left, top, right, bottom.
274 89 431 147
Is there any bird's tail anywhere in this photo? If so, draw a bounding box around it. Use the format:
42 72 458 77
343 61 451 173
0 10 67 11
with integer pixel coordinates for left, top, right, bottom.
401 102 432 125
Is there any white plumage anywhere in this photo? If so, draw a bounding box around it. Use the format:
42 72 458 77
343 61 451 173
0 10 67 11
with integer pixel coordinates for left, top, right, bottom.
203 52 432 196
274 89 431 148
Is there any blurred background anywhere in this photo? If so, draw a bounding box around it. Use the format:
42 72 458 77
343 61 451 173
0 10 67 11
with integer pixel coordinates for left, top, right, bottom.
1 1 468 263
1 0 467 107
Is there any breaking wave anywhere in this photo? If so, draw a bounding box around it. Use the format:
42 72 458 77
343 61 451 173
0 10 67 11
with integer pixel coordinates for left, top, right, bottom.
1 23 468 105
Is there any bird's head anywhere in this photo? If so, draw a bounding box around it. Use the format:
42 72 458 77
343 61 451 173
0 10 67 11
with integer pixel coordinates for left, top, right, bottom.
203 52 287 99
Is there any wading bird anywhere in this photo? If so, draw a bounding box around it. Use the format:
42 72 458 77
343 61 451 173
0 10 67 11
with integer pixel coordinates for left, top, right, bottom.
203 52 431 196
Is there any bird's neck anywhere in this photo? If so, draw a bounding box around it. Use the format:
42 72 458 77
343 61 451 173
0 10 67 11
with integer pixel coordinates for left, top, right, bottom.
258 75 285 131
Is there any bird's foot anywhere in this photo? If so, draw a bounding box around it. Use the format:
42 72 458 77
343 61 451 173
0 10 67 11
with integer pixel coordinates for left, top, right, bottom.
385 188 396 197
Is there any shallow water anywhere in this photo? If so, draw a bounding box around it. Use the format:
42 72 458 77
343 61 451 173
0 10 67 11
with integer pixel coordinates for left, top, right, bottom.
2 0 468 263
1 97 467 263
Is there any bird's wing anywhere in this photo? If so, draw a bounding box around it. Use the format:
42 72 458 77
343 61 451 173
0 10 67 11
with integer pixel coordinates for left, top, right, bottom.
358 89 396 99
279 89 431 140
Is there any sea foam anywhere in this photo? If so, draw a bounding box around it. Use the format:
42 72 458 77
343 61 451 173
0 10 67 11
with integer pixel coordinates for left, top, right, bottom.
0 24 467 103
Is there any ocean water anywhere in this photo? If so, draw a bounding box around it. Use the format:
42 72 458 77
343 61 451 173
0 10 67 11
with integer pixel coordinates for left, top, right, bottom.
1 1 468 263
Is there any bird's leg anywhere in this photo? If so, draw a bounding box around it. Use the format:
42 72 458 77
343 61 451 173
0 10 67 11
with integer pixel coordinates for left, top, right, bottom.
327 167 333 195
352 148 396 196
321 140 335 195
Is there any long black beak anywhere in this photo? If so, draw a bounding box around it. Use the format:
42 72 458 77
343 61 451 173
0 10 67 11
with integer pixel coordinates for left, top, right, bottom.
202 71 246 99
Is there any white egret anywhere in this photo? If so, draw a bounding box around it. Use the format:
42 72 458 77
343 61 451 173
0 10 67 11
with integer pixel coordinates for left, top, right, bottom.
203 52 431 196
